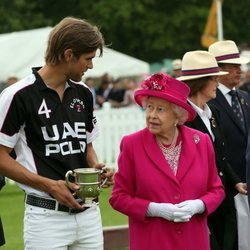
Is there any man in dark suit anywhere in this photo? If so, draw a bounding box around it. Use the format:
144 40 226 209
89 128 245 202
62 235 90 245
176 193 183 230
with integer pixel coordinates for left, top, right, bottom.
209 40 250 183
0 175 5 247
208 40 250 250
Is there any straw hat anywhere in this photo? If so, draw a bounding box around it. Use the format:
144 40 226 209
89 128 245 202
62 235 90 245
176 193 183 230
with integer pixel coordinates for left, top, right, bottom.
208 40 250 64
134 72 196 121
177 50 228 81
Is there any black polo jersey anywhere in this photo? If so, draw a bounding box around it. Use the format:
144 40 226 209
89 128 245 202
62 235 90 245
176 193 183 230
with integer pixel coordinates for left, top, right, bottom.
0 68 96 194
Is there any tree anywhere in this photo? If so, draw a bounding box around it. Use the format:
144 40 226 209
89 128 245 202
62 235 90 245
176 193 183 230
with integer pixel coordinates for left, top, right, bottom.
0 0 249 63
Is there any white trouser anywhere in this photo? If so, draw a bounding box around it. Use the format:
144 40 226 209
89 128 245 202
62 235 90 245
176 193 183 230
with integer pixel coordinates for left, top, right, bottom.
24 204 103 250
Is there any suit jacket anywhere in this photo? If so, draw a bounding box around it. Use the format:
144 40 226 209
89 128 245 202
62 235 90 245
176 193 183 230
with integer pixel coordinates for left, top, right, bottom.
246 129 250 207
0 217 5 246
0 177 5 246
186 104 241 250
0 176 5 191
209 88 250 182
110 126 224 250
186 105 241 190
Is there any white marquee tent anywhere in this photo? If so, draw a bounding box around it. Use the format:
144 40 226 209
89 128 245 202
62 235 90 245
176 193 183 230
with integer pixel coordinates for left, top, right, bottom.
0 27 150 82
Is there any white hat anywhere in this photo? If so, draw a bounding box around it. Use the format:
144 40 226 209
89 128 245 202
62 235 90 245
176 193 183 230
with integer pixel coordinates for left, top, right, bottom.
177 50 228 81
172 59 182 70
208 40 250 64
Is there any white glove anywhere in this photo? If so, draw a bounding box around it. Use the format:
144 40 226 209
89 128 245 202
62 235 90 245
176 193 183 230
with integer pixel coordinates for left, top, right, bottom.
147 202 191 222
175 199 205 218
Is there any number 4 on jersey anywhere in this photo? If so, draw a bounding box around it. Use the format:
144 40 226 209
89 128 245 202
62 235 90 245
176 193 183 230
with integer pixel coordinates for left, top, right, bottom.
38 99 51 118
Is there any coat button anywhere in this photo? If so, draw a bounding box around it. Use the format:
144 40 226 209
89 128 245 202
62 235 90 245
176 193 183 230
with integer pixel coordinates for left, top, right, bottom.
173 194 180 200
219 171 223 176
175 227 182 234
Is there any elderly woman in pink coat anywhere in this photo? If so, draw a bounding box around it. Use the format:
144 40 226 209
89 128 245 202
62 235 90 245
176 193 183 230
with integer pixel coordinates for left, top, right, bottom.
109 72 225 250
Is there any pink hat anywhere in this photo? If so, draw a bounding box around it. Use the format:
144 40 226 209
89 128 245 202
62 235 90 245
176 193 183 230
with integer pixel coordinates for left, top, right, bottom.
134 72 196 121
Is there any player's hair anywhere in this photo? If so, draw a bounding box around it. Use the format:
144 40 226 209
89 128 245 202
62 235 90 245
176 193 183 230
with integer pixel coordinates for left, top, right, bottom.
45 17 104 65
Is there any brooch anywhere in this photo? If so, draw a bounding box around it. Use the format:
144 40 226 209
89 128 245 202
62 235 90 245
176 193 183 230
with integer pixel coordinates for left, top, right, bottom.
210 116 217 128
193 134 200 144
240 97 248 106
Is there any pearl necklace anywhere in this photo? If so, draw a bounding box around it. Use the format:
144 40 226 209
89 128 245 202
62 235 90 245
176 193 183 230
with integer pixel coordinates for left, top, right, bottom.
157 129 182 175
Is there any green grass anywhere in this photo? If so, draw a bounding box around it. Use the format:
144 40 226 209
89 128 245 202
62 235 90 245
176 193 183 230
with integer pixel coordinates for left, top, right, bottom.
0 182 127 250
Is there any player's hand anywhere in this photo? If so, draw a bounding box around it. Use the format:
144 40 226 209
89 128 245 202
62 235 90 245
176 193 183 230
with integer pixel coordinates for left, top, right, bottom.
47 179 83 210
94 163 114 188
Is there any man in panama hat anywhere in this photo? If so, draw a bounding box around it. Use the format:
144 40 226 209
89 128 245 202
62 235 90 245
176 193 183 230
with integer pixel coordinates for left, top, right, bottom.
209 40 250 250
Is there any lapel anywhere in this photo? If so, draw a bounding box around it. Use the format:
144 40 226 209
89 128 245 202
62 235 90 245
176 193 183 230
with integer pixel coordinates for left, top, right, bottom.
215 89 246 134
176 126 199 181
209 114 221 145
142 128 178 183
187 114 213 142
237 90 250 131
142 126 197 183
186 106 223 156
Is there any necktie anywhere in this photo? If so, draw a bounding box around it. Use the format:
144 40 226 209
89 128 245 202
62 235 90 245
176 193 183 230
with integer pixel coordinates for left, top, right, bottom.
229 90 245 131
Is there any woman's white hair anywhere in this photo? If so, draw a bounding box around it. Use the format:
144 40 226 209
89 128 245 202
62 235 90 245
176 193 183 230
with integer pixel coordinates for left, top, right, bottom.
141 97 189 125
171 103 189 125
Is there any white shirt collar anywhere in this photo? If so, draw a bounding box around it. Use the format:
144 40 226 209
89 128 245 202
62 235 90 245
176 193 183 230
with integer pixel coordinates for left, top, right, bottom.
188 100 212 119
218 83 237 105
218 83 236 95
188 99 214 141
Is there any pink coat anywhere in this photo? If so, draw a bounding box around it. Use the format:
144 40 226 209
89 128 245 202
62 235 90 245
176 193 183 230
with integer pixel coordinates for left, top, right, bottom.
109 126 225 250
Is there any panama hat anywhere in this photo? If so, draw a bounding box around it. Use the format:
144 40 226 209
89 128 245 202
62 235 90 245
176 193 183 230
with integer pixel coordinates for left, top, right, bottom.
208 40 250 64
134 72 196 121
177 50 228 81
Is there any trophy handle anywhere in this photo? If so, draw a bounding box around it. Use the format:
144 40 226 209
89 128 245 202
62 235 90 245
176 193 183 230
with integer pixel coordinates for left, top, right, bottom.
100 168 108 187
65 170 75 189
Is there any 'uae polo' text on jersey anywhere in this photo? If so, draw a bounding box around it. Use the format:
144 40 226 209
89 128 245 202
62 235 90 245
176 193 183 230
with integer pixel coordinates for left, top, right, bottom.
0 68 98 196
